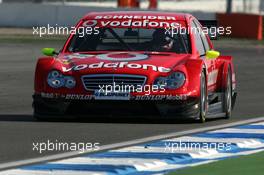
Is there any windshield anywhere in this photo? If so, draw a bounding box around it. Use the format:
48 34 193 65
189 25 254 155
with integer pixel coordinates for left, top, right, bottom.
68 27 191 54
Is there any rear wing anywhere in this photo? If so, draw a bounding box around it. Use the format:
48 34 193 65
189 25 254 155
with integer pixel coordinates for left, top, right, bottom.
199 20 218 40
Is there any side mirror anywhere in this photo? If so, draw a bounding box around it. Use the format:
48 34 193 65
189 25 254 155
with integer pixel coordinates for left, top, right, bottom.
206 50 220 59
42 48 56 56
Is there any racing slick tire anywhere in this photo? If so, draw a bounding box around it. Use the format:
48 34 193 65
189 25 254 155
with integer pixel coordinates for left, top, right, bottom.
223 66 232 119
198 71 208 123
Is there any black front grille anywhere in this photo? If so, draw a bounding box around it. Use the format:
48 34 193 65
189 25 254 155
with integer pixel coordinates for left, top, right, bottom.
81 74 147 91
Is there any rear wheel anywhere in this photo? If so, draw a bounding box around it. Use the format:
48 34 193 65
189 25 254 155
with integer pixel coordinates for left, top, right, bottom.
223 67 232 119
198 71 207 123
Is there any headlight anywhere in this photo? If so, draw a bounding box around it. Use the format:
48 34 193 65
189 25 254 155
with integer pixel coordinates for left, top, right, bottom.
47 70 76 89
65 76 76 89
154 77 167 88
154 72 185 89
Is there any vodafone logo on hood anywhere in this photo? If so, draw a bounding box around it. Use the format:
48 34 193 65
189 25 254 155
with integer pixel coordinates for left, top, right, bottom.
61 52 172 73
96 52 148 61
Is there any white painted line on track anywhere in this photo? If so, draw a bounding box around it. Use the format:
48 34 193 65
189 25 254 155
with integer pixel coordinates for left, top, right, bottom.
163 136 262 143
52 157 164 165
210 128 264 134
0 169 106 175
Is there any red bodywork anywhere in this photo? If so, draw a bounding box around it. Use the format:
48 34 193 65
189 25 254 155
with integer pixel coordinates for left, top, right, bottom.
34 11 236 109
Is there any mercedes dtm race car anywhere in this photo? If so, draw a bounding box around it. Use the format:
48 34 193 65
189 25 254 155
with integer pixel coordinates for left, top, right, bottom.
33 11 237 122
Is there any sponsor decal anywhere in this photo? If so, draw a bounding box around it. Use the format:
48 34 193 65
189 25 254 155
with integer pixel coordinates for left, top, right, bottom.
94 15 177 20
41 93 93 100
83 15 181 28
83 20 98 27
64 53 94 60
60 60 71 65
65 94 94 100
62 61 171 73
94 90 130 100
40 92 188 101
97 52 148 61
132 95 188 100
60 53 95 64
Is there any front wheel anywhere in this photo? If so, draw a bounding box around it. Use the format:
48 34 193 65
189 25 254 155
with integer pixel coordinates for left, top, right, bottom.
223 67 232 119
198 71 208 123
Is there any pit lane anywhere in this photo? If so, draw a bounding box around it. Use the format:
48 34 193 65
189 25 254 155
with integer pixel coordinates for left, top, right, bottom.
0 39 263 165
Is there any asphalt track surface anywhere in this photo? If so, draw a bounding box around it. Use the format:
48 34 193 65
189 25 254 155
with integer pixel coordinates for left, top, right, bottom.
0 39 263 165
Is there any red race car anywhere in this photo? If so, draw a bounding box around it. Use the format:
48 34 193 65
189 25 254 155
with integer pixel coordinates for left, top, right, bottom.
33 11 237 122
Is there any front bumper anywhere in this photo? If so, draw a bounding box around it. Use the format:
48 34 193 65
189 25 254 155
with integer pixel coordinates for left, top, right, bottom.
33 93 200 119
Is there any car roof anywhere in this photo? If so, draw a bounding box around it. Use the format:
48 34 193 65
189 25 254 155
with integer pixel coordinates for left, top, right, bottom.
83 11 192 21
